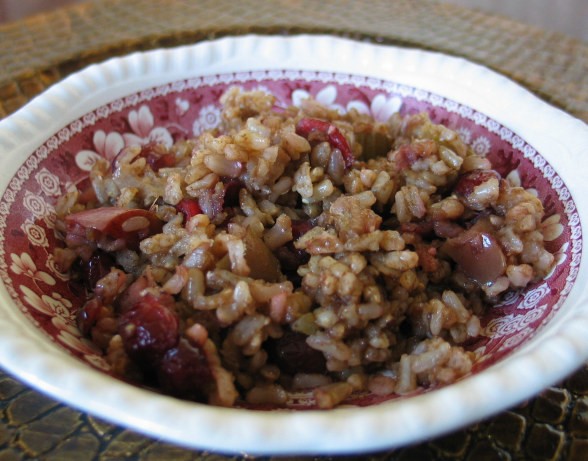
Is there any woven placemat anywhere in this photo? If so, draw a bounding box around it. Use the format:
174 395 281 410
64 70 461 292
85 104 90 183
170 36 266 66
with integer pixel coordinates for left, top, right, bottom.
0 0 587 459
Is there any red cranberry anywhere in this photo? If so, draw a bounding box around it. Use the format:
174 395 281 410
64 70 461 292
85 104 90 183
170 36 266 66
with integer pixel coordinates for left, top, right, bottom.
139 143 176 172
268 330 326 375
158 338 213 400
118 296 179 366
222 178 244 207
291 219 314 239
296 118 354 168
175 198 202 223
275 244 310 277
80 250 115 291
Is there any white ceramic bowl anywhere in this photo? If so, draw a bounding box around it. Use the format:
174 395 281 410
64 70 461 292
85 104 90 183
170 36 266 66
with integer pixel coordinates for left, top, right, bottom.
0 35 588 455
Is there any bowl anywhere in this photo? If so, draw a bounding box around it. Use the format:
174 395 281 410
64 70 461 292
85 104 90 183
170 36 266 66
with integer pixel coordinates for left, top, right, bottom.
0 35 587 455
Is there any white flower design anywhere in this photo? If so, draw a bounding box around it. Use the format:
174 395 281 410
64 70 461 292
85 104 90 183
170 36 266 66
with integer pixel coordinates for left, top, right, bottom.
520 283 550 310
45 254 70 281
292 86 402 121
520 304 545 328
20 285 69 317
10 253 56 286
471 136 491 156
43 296 95 353
347 93 403 122
76 150 100 171
20 286 99 355
52 315 99 355
292 85 345 114
76 130 125 172
35 168 61 196
485 304 546 338
57 329 98 355
544 241 569 279
251 84 273 95
506 170 538 197
49 293 74 320
22 191 47 219
42 208 57 230
3 188 14 204
192 104 222 135
506 170 521 187
75 105 175 172
175 97 190 116
21 220 49 247
501 327 532 350
485 313 518 337
541 214 564 242
124 105 173 148
26 155 39 171
533 154 547 169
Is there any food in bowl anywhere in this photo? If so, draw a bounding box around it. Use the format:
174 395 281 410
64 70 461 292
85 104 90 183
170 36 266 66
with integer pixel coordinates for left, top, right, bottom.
54 87 555 409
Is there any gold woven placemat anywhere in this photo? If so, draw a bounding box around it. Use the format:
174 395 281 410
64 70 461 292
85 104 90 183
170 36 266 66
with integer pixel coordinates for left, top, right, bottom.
0 0 587 459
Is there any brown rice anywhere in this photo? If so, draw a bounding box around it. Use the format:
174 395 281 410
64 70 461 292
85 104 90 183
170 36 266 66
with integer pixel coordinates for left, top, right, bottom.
55 88 555 408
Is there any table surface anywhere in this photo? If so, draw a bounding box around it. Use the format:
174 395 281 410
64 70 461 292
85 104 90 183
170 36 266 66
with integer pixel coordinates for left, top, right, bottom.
0 0 587 459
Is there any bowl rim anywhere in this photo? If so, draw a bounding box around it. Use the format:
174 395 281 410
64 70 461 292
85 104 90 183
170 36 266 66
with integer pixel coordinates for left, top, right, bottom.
1 34 588 455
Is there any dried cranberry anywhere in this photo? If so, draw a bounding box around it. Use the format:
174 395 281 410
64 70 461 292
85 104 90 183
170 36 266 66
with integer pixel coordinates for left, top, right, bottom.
275 244 310 277
222 178 244 208
147 153 176 171
296 118 330 143
278 220 313 280
296 118 354 168
118 296 179 366
175 198 202 223
80 250 115 291
291 219 314 239
268 331 326 375
141 144 176 172
158 338 213 400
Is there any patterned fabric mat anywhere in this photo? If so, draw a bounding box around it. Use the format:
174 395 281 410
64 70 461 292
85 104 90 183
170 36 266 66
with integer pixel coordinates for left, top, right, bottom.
0 0 587 459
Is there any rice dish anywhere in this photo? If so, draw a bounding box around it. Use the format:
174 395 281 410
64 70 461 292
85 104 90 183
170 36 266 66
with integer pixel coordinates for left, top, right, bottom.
54 88 555 408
